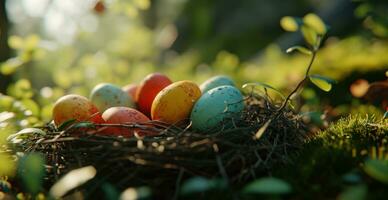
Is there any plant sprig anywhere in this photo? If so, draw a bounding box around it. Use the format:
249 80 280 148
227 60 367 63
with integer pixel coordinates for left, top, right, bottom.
250 13 336 139
277 13 336 113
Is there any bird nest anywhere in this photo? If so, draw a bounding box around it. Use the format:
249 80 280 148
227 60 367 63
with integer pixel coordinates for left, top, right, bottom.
10 95 308 199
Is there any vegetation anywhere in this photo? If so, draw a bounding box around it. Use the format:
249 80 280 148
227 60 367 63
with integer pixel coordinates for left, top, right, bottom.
275 115 388 199
0 0 387 199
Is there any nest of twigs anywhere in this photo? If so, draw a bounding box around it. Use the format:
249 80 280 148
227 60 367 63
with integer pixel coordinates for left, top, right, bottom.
12 95 308 199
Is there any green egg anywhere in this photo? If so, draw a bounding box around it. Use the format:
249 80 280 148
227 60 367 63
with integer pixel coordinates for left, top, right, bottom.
191 85 244 132
200 75 235 93
90 83 134 112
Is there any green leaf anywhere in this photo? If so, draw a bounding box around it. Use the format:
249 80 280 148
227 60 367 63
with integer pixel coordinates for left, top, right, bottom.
338 184 367 200
7 128 46 144
0 58 23 75
286 46 312 55
7 79 34 99
73 122 95 129
0 153 16 176
181 177 210 194
8 35 24 49
303 13 327 35
363 159 388 183
18 153 46 194
21 99 40 116
280 16 299 32
101 183 120 200
57 119 77 131
309 74 336 92
243 177 292 195
301 25 318 47
180 177 227 195
133 0 151 10
41 104 54 121
15 79 31 90
0 94 15 109
50 166 97 199
25 34 40 50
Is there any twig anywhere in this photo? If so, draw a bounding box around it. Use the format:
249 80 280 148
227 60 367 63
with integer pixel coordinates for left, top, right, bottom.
13 95 307 199
216 155 229 184
276 51 317 115
172 168 184 200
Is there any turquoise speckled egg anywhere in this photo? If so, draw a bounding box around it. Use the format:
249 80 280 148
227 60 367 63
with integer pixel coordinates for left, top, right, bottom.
200 75 235 93
191 85 244 132
90 83 134 112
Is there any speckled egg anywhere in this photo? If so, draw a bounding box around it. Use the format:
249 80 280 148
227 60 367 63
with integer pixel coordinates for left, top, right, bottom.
151 81 201 124
90 83 134 112
190 85 244 132
53 94 104 127
122 83 138 101
200 75 235 93
102 107 151 137
136 73 172 117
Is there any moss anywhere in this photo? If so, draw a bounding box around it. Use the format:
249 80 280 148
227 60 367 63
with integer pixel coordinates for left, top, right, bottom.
317 115 387 157
274 115 388 199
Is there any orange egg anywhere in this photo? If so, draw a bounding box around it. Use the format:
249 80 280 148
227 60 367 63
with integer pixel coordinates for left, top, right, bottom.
122 84 138 102
151 81 201 124
102 107 151 137
136 73 172 117
53 94 104 127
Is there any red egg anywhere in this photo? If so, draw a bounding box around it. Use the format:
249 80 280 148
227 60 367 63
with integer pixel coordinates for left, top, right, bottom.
102 107 151 137
136 73 172 117
53 94 104 127
122 84 138 102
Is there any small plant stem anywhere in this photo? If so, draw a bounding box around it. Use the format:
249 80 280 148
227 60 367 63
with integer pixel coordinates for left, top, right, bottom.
276 50 317 114
305 51 316 76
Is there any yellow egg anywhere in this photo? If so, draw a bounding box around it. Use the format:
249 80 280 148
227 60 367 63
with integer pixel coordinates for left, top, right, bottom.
53 94 104 127
151 81 201 124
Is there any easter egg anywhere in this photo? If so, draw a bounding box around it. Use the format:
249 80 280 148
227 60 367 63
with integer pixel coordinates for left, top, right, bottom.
122 84 138 101
90 83 134 112
136 73 172 116
200 75 235 93
53 94 104 126
191 85 244 132
151 81 201 124
102 107 150 137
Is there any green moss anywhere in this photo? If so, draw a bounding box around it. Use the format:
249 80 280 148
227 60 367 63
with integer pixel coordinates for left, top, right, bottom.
274 115 388 199
317 115 387 158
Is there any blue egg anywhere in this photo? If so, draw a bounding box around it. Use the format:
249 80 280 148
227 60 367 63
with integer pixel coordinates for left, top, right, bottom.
200 75 235 93
90 83 134 112
191 85 244 132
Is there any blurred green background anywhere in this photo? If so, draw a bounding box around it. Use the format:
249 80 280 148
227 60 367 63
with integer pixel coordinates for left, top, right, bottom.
0 0 387 198
0 0 387 132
